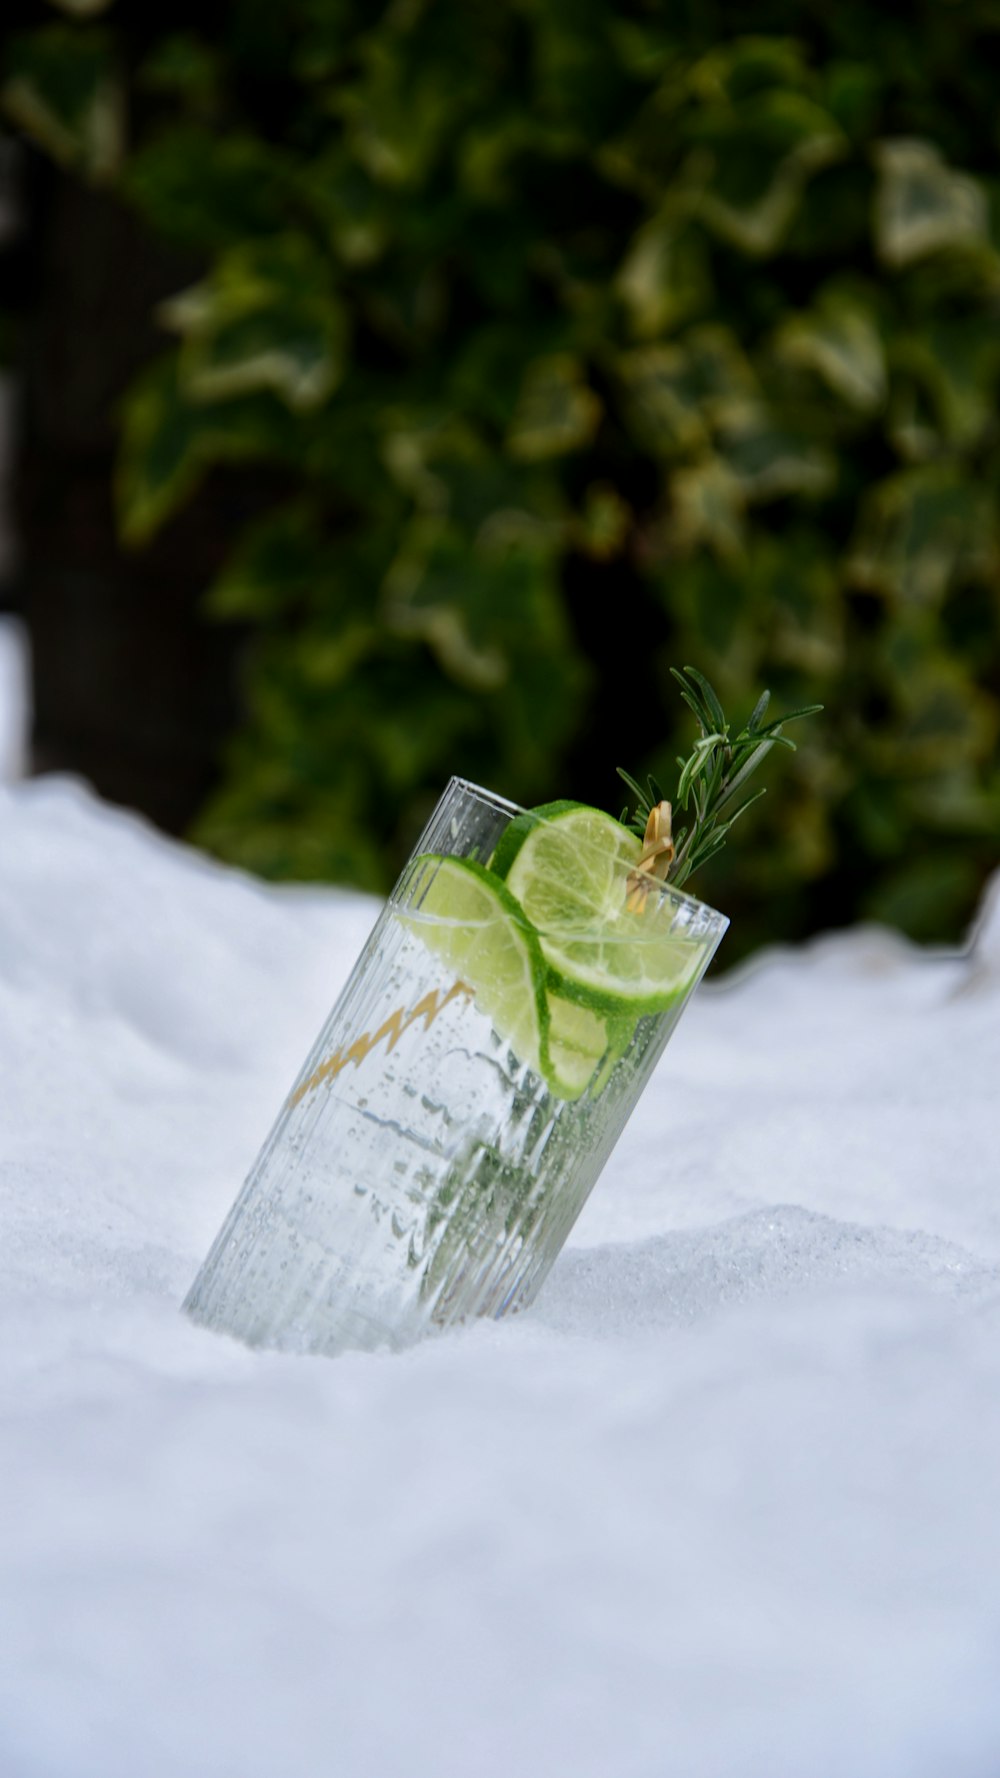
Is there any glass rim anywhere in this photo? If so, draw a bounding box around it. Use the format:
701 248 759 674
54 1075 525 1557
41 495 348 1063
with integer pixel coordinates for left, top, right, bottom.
403 774 730 939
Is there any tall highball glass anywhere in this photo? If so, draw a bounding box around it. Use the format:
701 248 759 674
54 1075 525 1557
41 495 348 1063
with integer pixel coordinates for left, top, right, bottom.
184 778 728 1354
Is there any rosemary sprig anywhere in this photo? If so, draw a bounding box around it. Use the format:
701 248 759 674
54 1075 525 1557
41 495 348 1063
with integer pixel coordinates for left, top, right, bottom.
618 666 823 890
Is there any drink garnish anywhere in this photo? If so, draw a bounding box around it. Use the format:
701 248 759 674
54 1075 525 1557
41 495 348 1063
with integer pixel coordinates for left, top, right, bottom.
618 666 823 889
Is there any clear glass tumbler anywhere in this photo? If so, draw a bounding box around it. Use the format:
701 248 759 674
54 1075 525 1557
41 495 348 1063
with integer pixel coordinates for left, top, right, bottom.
184 777 728 1355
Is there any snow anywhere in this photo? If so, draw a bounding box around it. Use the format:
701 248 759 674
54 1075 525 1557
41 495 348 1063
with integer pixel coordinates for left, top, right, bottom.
1 771 998 1778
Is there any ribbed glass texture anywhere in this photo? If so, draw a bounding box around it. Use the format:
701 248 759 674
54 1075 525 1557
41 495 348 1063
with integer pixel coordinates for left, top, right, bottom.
184 778 728 1355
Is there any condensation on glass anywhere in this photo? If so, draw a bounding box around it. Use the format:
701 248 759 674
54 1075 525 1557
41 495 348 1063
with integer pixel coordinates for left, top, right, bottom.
183 778 728 1355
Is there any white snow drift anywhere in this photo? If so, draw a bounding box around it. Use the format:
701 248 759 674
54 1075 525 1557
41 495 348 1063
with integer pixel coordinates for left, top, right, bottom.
1 774 998 1778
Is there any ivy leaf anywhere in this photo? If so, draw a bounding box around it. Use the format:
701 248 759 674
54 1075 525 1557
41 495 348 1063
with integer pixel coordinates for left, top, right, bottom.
506 356 603 462
874 139 989 268
2 25 123 182
774 287 886 412
116 356 299 543
848 466 1000 607
125 126 292 249
159 238 348 413
616 211 711 339
689 87 847 258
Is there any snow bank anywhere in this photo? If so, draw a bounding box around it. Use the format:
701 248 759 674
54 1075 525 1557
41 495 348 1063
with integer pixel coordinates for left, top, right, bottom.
1 777 998 1778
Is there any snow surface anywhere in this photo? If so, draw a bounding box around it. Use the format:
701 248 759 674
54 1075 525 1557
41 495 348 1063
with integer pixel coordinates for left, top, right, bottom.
1 775 998 1778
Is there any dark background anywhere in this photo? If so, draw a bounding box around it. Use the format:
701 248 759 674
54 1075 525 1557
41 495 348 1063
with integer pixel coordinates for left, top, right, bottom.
2 1 999 962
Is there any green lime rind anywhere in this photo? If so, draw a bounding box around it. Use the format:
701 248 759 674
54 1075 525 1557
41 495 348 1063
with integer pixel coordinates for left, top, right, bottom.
546 987 638 1098
403 852 632 1100
403 854 550 1078
503 802 643 927
502 802 700 1013
540 928 699 1015
489 800 588 882
545 959 691 1018
545 989 613 1101
587 1008 637 1096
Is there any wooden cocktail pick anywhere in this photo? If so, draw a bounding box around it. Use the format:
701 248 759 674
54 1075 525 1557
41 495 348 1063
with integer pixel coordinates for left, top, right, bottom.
625 800 674 913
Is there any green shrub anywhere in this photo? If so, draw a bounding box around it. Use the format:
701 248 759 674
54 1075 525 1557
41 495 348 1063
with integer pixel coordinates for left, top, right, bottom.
5 1 1000 957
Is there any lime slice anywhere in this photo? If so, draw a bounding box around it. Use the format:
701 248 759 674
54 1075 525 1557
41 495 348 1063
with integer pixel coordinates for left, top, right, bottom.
489 801 584 881
500 803 699 1013
545 991 611 1101
542 992 641 1099
402 855 633 1100
402 855 549 1079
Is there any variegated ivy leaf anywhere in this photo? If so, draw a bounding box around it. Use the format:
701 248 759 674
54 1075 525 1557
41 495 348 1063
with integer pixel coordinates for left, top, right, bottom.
575 483 632 561
116 356 299 543
615 328 756 457
892 315 1000 450
382 516 508 690
2 26 123 182
848 466 1000 607
684 90 847 258
158 240 347 413
616 210 711 340
669 458 745 561
869 655 999 779
873 139 989 268
382 511 568 694
381 416 483 512
774 290 886 413
717 406 836 503
506 355 602 462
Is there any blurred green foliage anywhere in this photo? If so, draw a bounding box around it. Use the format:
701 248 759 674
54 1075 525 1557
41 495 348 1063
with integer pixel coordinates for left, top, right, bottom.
4 0 1000 955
